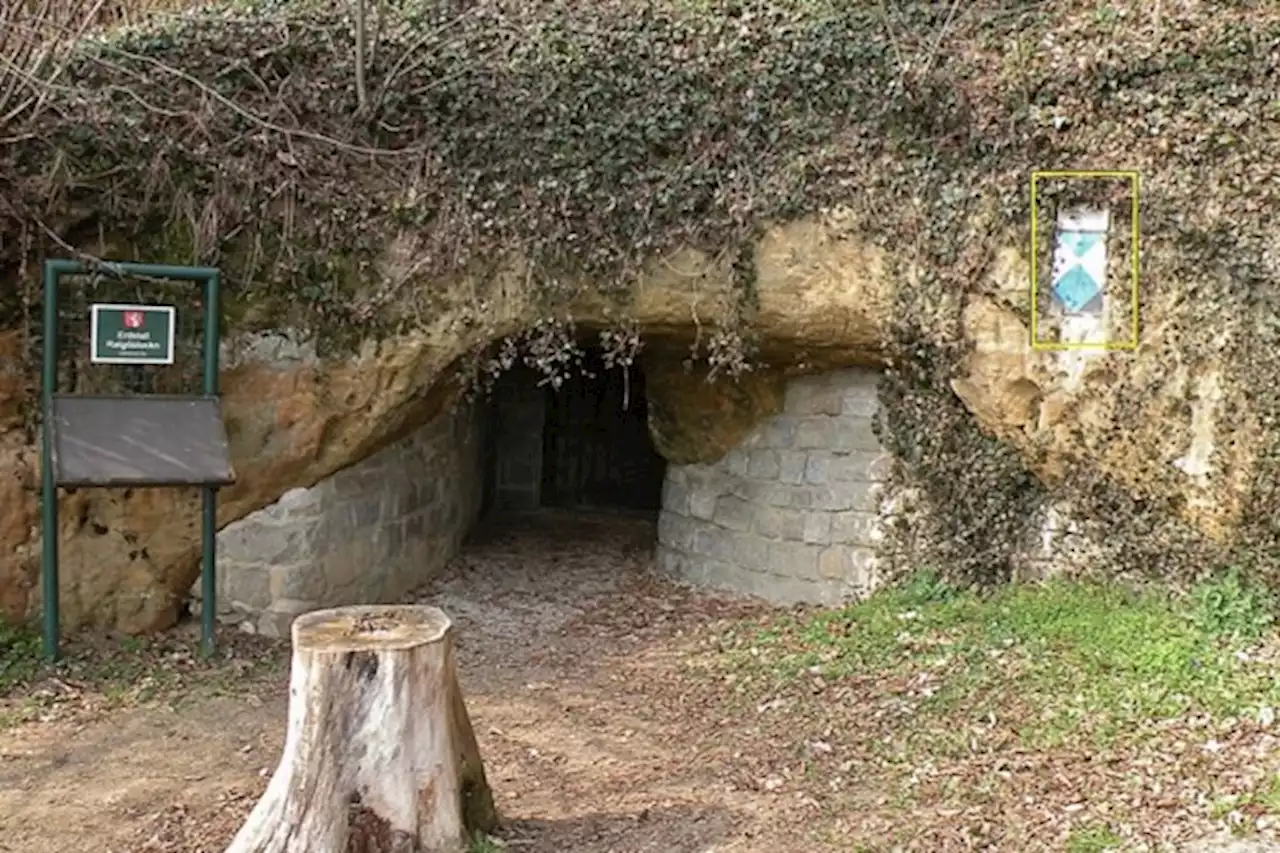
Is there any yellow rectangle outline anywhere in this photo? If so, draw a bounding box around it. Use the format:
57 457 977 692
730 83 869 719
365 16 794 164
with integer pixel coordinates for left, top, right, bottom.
1029 170 1140 351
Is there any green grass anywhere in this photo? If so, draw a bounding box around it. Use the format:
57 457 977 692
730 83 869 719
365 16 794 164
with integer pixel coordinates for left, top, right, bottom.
0 620 41 691
717 570 1280 746
1247 774 1280 811
1208 772 1280 834
1066 822 1123 853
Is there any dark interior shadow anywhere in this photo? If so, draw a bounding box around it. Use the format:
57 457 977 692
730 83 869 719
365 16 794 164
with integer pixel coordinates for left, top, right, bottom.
493 803 739 853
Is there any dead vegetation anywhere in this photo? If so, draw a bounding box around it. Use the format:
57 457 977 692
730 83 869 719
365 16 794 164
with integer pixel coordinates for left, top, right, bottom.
1 0 205 130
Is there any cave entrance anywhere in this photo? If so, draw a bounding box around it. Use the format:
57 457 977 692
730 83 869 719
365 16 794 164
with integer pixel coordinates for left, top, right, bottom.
485 346 666 517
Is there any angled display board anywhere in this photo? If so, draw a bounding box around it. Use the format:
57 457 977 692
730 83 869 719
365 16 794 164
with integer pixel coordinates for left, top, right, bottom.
49 395 235 487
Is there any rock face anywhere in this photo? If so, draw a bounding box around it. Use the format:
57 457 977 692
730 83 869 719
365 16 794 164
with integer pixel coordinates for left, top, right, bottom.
0 211 1261 632
644 355 787 466
955 282 1249 543
0 216 896 633
9 0 1279 630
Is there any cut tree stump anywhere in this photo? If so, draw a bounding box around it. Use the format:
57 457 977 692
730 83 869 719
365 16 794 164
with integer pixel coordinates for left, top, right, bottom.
224 604 498 853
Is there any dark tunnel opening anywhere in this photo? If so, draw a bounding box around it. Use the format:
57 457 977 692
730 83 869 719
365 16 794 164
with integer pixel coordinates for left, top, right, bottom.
483 345 667 517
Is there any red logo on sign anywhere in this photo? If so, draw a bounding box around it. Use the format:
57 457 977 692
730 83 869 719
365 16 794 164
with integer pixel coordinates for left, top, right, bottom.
123 311 144 329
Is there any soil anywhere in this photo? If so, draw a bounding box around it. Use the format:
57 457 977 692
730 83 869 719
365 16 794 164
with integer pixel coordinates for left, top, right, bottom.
0 511 810 853
2 510 1268 853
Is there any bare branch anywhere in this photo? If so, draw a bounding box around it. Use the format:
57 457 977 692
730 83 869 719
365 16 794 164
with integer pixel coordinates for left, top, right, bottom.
89 44 425 157
354 0 368 114
0 0 112 130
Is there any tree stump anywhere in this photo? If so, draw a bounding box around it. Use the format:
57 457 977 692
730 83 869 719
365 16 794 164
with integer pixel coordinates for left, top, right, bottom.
224 605 498 853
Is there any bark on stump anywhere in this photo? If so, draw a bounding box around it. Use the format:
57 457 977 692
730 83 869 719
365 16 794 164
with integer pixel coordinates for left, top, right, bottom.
225 605 498 853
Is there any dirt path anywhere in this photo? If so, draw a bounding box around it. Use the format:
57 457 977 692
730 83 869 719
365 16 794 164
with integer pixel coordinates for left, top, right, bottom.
4 510 1271 852
0 511 814 853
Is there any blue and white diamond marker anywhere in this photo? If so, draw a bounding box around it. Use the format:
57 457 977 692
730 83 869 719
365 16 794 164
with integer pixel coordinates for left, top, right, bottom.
1050 208 1109 316
1059 231 1102 258
1053 264 1100 313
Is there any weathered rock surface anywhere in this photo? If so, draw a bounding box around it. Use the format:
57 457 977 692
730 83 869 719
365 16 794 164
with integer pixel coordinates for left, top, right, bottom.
0 211 1257 632
0 216 897 632
644 354 787 466
5 0 1277 631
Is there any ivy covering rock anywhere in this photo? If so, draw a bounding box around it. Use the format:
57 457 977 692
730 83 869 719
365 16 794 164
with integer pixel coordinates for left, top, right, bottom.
3 0 1280 592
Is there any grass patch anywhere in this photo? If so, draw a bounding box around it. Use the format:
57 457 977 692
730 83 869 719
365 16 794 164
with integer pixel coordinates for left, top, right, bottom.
1065 823 1123 853
0 619 41 691
716 571 1280 746
1209 772 1280 835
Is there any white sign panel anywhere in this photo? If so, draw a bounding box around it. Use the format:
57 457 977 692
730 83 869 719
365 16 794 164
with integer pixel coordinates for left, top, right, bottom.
1050 208 1109 314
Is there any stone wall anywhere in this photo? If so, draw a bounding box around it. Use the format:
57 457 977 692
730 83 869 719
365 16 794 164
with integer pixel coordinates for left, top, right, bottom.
656 368 887 605
190 402 484 637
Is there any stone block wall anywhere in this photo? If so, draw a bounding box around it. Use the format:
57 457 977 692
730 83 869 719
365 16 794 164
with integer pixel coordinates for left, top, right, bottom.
656 368 888 605
191 403 484 637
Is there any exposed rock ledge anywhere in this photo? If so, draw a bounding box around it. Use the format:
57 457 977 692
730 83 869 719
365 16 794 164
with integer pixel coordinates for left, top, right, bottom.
0 212 1246 632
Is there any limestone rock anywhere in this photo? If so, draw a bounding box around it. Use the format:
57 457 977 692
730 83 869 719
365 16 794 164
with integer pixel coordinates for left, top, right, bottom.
948 287 1256 545
0 212 1265 632
751 214 893 362
644 352 786 465
0 331 27 432
0 215 894 633
0 443 36 624
951 296 1042 432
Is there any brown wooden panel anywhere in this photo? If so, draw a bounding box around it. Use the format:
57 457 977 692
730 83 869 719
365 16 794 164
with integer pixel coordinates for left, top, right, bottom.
50 395 236 487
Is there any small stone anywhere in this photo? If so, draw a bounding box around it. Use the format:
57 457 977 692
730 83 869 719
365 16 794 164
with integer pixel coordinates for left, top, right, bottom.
747 450 781 479
777 451 807 484
818 546 849 580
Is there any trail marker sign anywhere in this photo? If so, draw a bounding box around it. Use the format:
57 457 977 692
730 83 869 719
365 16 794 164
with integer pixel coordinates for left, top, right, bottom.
1049 208 1109 315
90 303 176 364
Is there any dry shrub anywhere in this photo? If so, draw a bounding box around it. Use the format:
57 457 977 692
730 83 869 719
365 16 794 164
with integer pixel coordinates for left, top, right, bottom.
1 0 205 130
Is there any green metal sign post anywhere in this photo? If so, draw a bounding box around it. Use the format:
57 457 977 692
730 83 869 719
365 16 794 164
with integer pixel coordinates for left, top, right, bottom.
40 260 235 662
